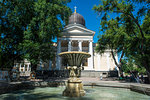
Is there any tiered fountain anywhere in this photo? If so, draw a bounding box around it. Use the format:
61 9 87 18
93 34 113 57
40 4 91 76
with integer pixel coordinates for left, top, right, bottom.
59 51 91 97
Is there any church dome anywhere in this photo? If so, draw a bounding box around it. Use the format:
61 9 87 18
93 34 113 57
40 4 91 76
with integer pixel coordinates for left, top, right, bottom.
68 12 85 26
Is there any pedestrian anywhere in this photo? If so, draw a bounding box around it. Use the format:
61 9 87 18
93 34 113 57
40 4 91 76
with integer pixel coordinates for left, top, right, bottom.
141 73 144 83
136 75 140 83
100 73 103 80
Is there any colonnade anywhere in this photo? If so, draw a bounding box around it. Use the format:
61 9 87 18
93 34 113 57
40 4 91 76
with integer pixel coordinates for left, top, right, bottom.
56 39 94 70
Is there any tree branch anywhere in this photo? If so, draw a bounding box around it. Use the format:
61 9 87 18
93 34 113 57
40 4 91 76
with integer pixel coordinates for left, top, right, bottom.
127 13 145 39
113 10 144 38
119 49 124 63
113 10 145 51
111 49 119 67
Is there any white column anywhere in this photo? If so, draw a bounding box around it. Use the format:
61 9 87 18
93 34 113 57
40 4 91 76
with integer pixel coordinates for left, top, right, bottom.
78 40 82 51
27 63 29 71
88 40 94 70
49 60 52 70
19 64 21 72
68 40 72 51
107 51 110 71
56 39 61 70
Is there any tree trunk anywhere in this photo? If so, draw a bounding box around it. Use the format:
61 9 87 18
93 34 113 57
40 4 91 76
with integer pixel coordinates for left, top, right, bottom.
111 50 124 77
147 71 150 84
144 63 150 84
118 66 124 78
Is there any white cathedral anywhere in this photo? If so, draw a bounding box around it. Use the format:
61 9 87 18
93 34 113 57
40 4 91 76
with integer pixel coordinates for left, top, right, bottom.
14 9 118 77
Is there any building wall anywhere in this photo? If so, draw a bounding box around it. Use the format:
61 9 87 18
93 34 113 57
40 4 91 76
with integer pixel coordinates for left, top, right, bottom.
94 51 117 71
14 59 31 76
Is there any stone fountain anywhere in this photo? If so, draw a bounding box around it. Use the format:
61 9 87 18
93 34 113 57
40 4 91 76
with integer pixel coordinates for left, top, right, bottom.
59 51 91 97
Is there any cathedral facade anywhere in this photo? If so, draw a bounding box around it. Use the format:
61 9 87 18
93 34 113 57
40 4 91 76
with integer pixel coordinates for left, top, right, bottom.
14 10 118 77
50 10 118 72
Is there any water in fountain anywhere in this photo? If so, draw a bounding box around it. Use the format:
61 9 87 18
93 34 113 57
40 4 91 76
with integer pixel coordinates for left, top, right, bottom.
0 86 149 100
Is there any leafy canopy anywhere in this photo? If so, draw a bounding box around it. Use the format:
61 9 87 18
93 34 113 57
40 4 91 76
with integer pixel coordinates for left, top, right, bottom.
0 0 71 69
93 0 150 76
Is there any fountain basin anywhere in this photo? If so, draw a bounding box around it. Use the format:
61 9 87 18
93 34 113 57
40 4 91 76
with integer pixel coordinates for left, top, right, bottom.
0 86 149 100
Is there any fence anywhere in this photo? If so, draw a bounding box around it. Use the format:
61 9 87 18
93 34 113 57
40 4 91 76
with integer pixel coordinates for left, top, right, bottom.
0 71 8 80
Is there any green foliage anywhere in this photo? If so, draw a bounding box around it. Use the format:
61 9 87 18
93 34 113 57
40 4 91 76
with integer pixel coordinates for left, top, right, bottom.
0 0 71 69
93 0 150 78
21 0 71 66
121 59 146 74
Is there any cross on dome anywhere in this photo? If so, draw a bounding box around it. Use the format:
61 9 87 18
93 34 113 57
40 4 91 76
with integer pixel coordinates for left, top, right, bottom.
69 6 85 26
74 6 77 13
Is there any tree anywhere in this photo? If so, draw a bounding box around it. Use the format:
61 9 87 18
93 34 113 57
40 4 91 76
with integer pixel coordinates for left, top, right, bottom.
95 26 127 77
0 0 71 71
121 58 146 74
0 0 34 70
93 0 150 81
21 0 71 71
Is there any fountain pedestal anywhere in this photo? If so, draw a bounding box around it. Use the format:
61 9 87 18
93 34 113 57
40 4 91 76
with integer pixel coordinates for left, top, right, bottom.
63 78 85 97
59 52 91 97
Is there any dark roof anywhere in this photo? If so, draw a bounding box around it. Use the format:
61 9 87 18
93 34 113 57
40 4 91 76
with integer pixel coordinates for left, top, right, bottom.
68 12 85 26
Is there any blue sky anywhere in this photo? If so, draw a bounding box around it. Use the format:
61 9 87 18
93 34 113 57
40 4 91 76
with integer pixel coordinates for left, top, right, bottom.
67 0 102 43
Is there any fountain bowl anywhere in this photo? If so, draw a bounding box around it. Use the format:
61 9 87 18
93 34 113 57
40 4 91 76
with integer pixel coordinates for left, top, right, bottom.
59 51 91 67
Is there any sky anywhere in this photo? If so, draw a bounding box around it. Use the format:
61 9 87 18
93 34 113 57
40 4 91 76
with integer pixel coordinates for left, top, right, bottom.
67 0 102 43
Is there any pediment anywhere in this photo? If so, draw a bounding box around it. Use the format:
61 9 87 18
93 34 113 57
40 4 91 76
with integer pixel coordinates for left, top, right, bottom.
69 29 83 33
63 25 95 34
